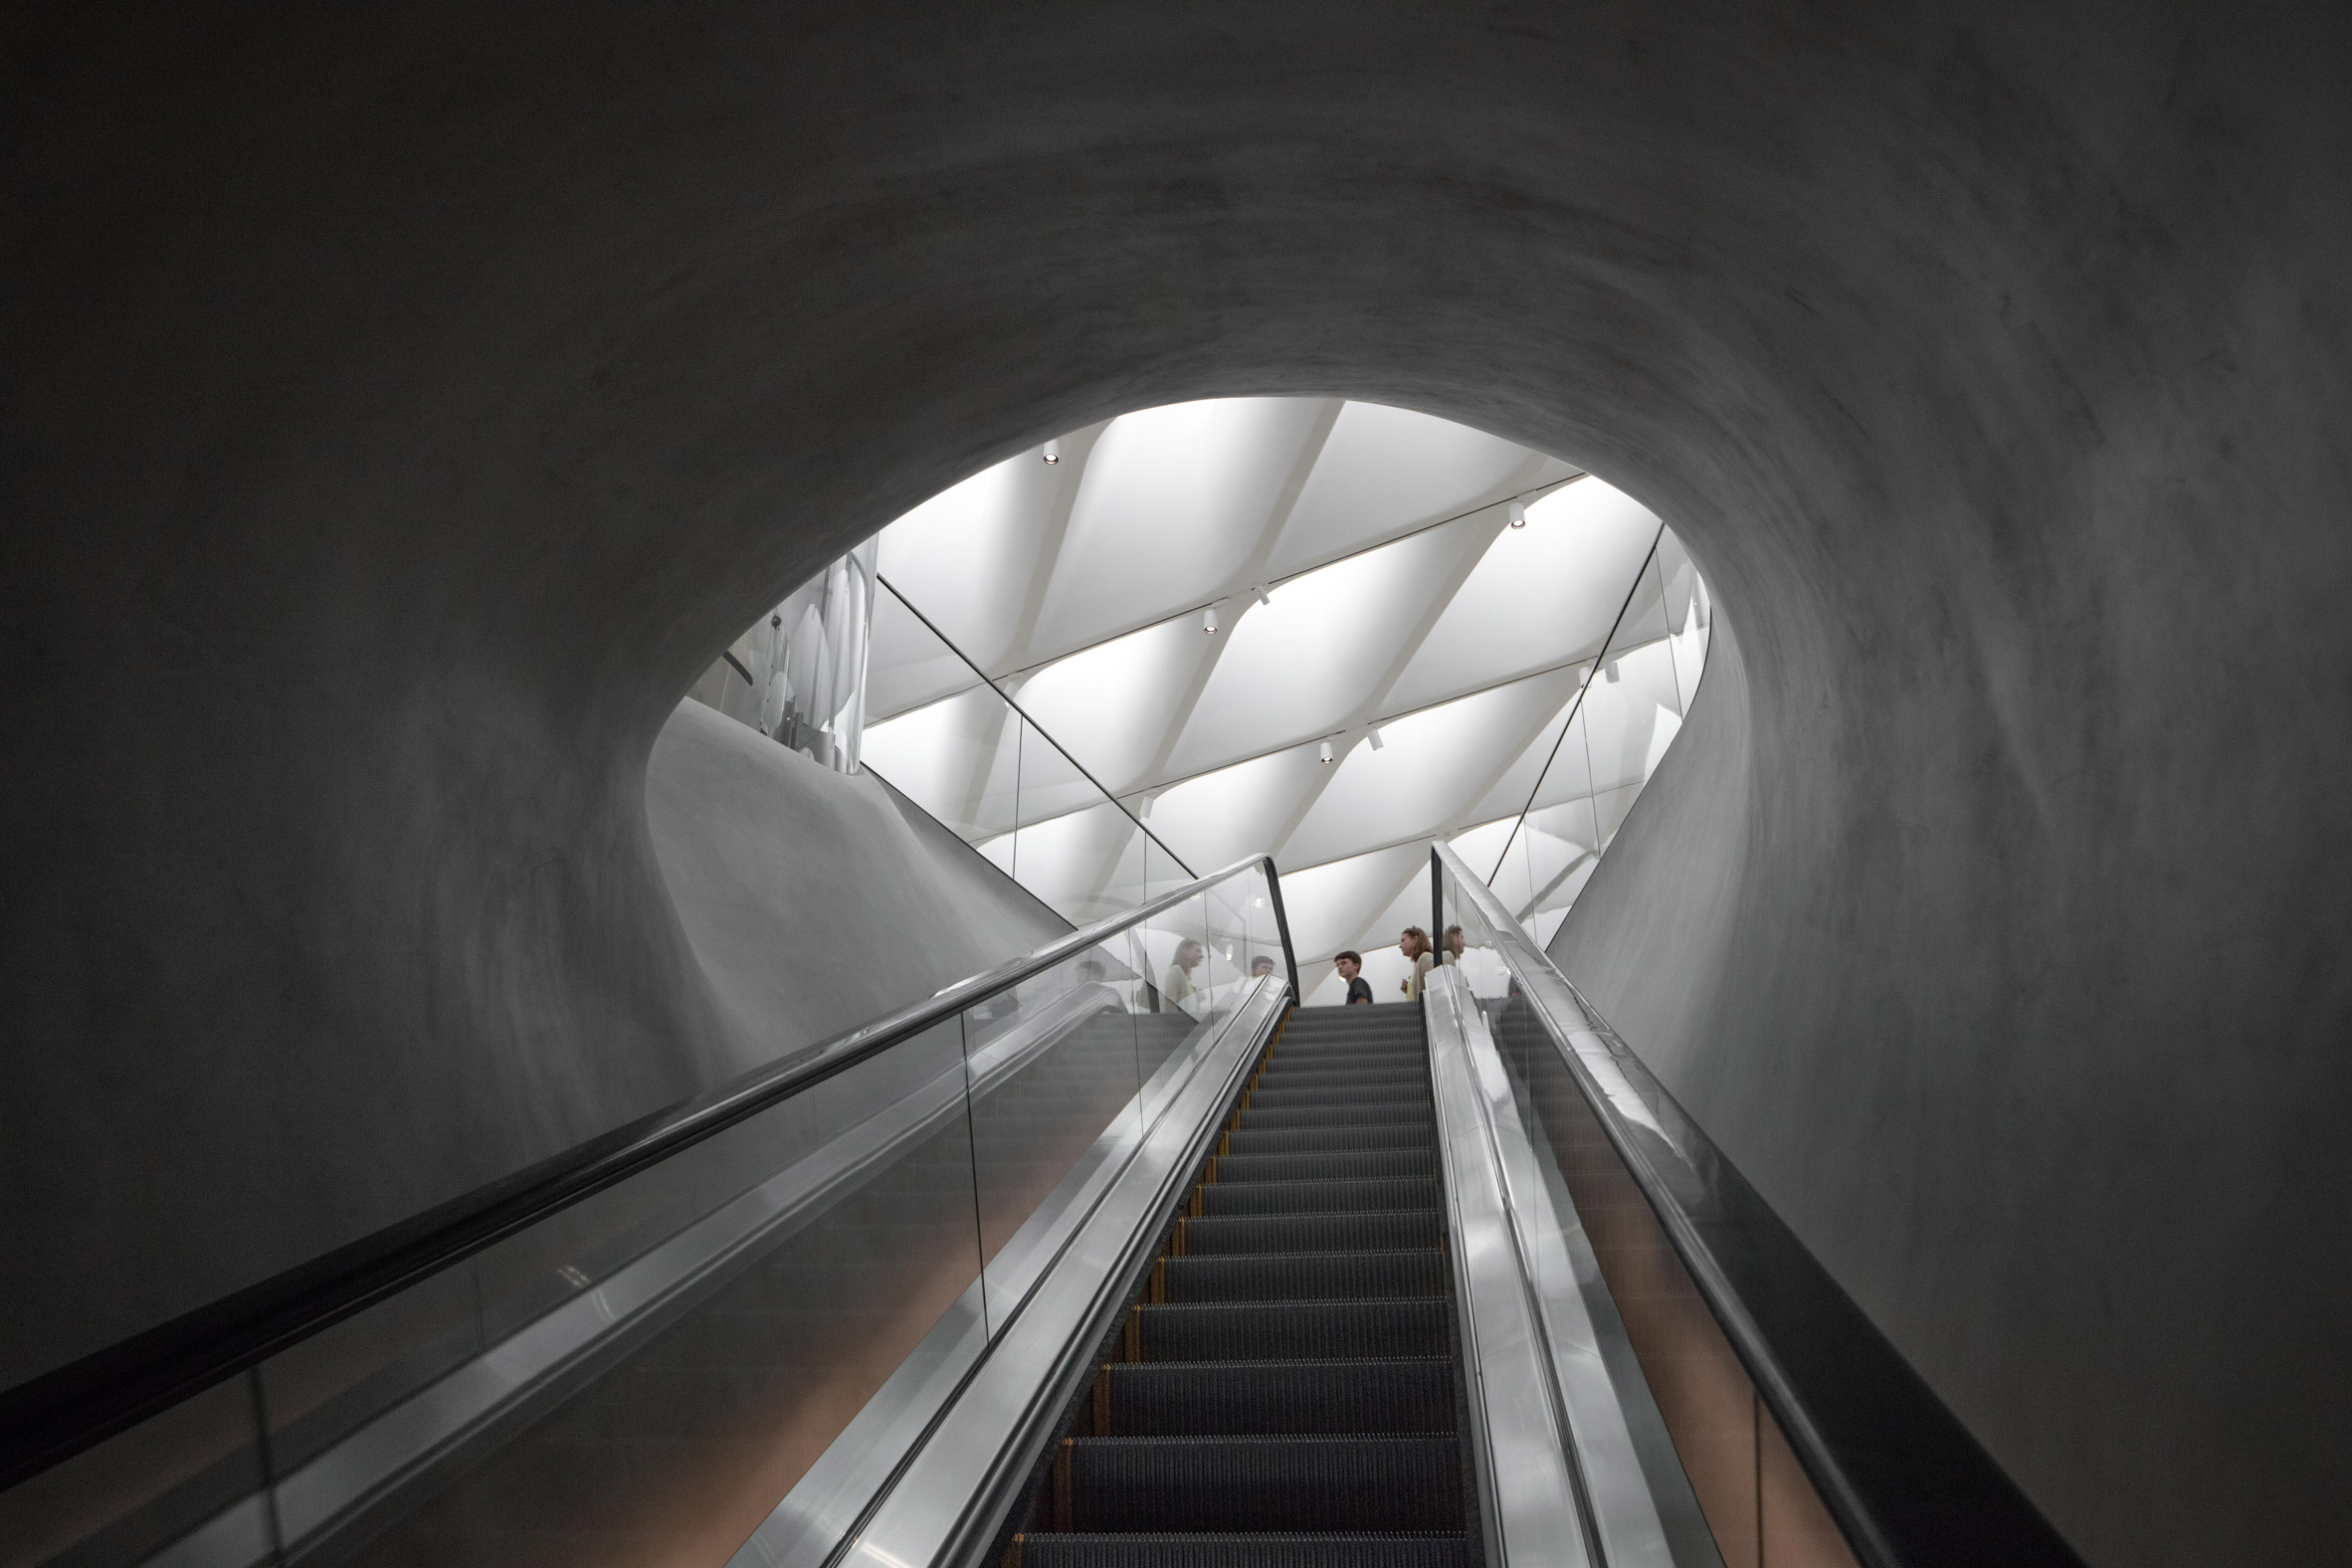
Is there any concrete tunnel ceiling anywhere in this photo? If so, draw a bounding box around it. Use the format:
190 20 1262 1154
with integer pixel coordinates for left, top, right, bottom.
854 397 1714 1001
4 7 2349 1568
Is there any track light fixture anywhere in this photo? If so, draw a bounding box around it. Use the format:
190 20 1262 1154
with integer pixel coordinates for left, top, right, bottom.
1203 603 1219 634
1252 584 1272 606
1367 726 1385 751
1604 660 1621 683
1508 499 1526 527
1042 440 1061 465
1318 740 1334 765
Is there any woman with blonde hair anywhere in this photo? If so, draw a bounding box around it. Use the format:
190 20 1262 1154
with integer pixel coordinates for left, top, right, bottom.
1398 926 1436 1001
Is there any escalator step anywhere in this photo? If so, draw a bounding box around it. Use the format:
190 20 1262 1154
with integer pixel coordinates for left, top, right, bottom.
1255 1062 1430 1082
1197 1177 1440 1218
1236 1104 1435 1132
1099 1358 1458 1435
1016 1533 1473 1568
1062 1436 1464 1532
1223 1126 1435 1157
1160 1249 1447 1303
1274 1025 1424 1043
1277 1030 1424 1047
1181 1210 1444 1256
1249 1078 1427 1100
1246 1085 1432 1109
1212 1151 1435 1185
1271 1039 1426 1059
1134 1297 1451 1361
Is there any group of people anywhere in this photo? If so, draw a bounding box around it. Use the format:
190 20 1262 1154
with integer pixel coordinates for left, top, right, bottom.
1155 939 1282 1015
1330 923 1467 1004
1152 923 1473 1015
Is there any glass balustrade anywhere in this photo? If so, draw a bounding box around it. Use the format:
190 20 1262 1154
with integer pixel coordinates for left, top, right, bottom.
2 862 1290 1568
1463 526 1713 949
861 578 1198 925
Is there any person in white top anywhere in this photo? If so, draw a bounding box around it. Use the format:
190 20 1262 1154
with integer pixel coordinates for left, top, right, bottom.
1160 937 1205 1013
1398 927 1436 1001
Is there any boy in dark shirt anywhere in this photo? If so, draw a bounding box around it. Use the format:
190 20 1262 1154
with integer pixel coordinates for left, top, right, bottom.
1334 950 1374 1005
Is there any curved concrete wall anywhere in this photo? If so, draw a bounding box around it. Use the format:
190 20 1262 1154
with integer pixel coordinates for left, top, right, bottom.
3 5 2346 1562
647 696 1069 1069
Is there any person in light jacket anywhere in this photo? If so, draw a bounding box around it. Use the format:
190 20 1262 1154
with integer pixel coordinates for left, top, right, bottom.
1160 937 1205 1014
1399 927 1436 1000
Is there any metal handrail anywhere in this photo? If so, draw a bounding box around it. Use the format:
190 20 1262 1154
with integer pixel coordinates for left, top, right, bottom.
0 854 1299 1492
1430 839 2084 1568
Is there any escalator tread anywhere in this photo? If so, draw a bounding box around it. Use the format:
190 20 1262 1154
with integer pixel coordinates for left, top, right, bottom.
1014 1004 1475 1568
1015 1533 1475 1568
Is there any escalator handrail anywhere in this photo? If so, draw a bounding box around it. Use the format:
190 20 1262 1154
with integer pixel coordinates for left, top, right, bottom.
1431 840 2084 1568
0 854 1299 1493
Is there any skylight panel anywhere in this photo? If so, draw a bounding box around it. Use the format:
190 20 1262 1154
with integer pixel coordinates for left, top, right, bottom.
1278 667 1581 868
1267 401 1556 579
1006 615 1219 795
1163 516 1470 778
1028 398 1327 659
877 443 1073 673
1385 479 1663 711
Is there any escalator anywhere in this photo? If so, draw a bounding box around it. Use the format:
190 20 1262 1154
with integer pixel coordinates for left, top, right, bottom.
1013 1001 1471 1567
1 846 2066 1568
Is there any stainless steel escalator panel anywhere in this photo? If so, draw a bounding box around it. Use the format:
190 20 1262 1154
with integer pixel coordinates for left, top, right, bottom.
1426 968 1597 1568
1428 965 1715 1568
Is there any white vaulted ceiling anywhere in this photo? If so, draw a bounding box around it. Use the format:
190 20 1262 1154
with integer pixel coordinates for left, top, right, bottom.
865 398 1700 997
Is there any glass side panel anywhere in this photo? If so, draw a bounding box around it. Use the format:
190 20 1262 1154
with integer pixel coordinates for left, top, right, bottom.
0 1372 267 1568
123 1020 983 1568
1465 531 1711 945
299 1017 986 1568
5 849 1288 1568
964 934 1148 1330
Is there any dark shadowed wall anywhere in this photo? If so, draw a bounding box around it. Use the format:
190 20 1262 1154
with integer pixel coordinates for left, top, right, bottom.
2 5 2347 1563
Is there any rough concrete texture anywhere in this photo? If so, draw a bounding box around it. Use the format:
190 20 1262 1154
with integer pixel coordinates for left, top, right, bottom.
1 4 2346 1562
647 697 1068 1067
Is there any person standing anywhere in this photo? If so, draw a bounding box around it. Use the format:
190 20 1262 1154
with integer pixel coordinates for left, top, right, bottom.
1161 937 1205 1014
1399 927 1436 1000
1333 950 1374 1006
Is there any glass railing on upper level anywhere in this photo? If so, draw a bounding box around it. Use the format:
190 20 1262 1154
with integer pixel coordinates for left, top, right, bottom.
1430 841 2085 1568
863 576 1205 928
0 858 1297 1568
1453 526 1712 950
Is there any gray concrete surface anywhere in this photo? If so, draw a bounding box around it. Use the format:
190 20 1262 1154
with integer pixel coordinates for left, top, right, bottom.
1 4 2346 1562
647 696 1068 1067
